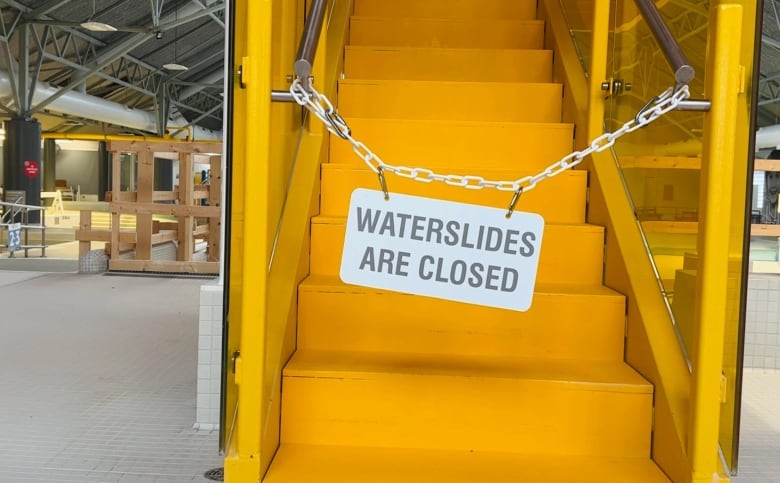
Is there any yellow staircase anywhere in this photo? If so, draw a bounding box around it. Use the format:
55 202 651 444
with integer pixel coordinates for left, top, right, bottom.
264 1 670 480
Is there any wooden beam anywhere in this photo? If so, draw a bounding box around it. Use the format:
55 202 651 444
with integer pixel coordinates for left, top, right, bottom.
135 150 154 260
641 221 699 234
78 210 92 260
108 259 219 274
178 151 195 261
107 140 223 155
620 156 702 170
751 224 780 236
76 230 137 243
110 202 219 217
754 159 780 172
153 191 178 201
208 155 222 262
151 230 178 244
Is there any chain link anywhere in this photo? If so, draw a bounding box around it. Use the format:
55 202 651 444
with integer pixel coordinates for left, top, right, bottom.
290 79 690 197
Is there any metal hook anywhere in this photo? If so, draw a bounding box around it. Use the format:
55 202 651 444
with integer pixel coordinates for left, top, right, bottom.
634 95 658 124
377 167 390 201
505 187 523 218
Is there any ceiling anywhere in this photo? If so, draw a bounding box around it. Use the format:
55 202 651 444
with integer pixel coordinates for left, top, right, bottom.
0 0 224 136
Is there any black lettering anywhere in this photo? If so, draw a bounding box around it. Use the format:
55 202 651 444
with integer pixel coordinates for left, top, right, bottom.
411 216 426 241
426 218 444 243
450 260 467 285
485 265 501 290
444 221 460 246
397 213 412 237
435 257 448 282
358 246 376 271
378 249 395 273
504 230 520 255
461 223 475 249
396 251 410 276
501 268 519 292
356 208 380 233
378 211 396 237
419 255 434 280
485 227 503 252
520 232 536 257
468 263 484 287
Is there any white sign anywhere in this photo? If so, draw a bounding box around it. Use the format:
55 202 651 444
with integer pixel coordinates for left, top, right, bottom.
7 223 21 252
340 189 545 312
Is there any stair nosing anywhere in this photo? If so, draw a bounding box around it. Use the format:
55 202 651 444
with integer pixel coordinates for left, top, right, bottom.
284 349 653 393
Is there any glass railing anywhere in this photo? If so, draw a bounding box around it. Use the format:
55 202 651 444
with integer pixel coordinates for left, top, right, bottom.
603 0 753 473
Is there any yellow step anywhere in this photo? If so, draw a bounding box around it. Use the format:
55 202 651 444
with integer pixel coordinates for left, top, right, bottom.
354 0 538 20
329 118 574 170
298 275 626 360
310 217 605 285
345 47 553 82
264 444 670 483
320 164 586 223
338 80 562 123
350 17 545 49
281 350 654 456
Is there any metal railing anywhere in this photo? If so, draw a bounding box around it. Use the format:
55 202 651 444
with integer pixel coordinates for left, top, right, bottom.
0 199 47 257
633 0 710 112
269 0 327 102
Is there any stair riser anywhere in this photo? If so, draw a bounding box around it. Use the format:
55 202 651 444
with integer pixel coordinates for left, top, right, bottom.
329 119 574 170
298 288 626 360
345 47 554 83
320 166 586 223
310 222 605 285
350 18 545 49
354 0 538 20
281 375 652 457
338 81 562 123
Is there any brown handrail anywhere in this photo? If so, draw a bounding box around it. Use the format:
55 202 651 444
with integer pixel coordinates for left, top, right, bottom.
634 0 695 85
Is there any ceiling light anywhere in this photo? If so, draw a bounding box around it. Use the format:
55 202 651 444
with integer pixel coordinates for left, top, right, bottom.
80 20 117 32
163 63 189 71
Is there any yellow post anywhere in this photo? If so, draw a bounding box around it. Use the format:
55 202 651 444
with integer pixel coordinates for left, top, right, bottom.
689 4 743 482
586 0 610 141
224 0 272 481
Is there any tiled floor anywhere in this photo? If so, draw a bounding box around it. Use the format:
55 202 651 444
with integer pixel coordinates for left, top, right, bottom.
0 271 223 482
1 269 780 482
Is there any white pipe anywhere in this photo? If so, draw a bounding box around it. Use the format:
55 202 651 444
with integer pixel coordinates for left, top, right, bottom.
0 70 221 140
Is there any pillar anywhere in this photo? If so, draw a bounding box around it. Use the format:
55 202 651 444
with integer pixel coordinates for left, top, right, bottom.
3 118 42 223
42 138 56 194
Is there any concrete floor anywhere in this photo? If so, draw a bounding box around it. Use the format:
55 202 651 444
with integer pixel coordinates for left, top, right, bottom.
0 270 222 482
0 266 778 482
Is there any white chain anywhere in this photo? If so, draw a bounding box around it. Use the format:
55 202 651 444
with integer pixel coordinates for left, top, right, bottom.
289 79 690 196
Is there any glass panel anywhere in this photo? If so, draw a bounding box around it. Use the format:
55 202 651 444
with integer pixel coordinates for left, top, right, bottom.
605 0 756 473
558 0 596 76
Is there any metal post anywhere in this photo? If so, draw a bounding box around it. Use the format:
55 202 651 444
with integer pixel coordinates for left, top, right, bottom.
293 0 327 81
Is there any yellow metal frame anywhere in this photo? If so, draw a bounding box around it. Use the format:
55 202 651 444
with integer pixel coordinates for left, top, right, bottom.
690 5 744 481
544 0 753 481
224 1 352 481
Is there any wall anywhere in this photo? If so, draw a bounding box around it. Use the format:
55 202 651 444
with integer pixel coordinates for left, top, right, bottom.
55 148 99 196
746 274 780 369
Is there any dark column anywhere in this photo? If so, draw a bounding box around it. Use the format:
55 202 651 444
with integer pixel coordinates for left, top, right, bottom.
98 141 109 201
3 118 42 222
42 138 56 194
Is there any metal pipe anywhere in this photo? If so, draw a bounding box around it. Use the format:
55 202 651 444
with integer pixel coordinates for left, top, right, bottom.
676 99 712 111
633 0 695 85
271 90 296 103
293 0 327 81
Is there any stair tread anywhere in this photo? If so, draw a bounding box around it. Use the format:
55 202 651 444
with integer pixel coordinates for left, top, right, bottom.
264 444 670 483
340 78 560 88
339 116 573 130
322 162 586 175
346 45 553 54
285 349 653 392
301 273 623 298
